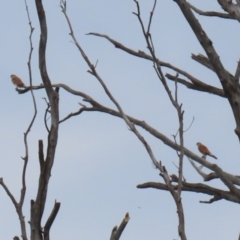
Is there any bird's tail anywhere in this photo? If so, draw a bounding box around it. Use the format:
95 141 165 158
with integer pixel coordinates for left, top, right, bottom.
209 153 217 159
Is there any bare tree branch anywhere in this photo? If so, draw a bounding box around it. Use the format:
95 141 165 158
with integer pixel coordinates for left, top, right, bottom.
61 0 162 171
30 1 60 239
174 0 240 141
0 1 37 239
212 164 240 198
191 53 216 72
191 54 234 78
61 1 189 238
18 82 240 187
43 201 61 240
18 2 37 239
165 73 225 97
0 179 26 240
110 213 130 240
87 32 224 95
200 196 222 204
0 178 18 207
133 1 187 238
137 180 240 204
188 158 208 179
43 98 50 133
217 0 240 21
188 2 234 19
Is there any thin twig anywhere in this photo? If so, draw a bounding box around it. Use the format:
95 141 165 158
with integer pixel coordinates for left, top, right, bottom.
183 117 194 132
146 0 157 34
19 82 240 187
61 0 162 172
133 1 186 239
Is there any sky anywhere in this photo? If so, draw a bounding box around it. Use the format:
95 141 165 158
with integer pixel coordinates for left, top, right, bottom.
1 0 240 239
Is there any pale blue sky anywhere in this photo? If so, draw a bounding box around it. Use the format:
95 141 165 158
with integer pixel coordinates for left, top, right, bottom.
1 0 240 239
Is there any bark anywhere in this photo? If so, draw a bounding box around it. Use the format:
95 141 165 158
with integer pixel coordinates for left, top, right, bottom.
30 1 60 239
110 213 130 240
174 0 240 140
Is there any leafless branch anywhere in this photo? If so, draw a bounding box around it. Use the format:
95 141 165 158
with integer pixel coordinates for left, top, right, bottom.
137 180 240 204
174 0 240 140
0 179 28 239
188 2 234 19
0 1 37 239
183 117 194 132
165 73 225 97
146 0 157 34
190 54 233 80
59 105 91 124
193 154 240 198
191 54 215 72
62 2 189 237
110 213 130 240
43 201 61 240
86 32 226 98
217 0 240 21
212 164 240 198
188 158 207 179
30 0 60 239
188 158 234 183
19 82 240 187
133 1 187 238
43 97 50 133
0 178 18 207
19 1 37 238
61 0 163 172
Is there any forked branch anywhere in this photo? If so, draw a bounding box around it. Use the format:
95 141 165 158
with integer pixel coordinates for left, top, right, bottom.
30 1 60 239
110 213 130 240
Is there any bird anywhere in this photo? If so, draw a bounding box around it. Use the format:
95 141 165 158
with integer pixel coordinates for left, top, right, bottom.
196 142 217 159
10 74 25 88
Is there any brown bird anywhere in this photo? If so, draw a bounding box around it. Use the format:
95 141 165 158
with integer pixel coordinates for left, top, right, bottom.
10 74 25 88
196 142 217 159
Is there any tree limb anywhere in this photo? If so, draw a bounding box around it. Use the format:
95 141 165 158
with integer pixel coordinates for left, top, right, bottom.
165 73 225 97
110 213 130 240
43 201 61 240
174 0 240 141
87 32 223 95
188 2 234 19
217 0 240 21
18 82 240 187
137 180 240 204
31 1 60 239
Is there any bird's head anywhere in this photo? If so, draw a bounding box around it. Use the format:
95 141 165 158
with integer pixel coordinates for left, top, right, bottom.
196 142 201 146
10 74 16 79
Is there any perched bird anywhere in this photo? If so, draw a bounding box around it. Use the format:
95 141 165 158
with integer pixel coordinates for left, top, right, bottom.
196 142 217 159
10 74 25 88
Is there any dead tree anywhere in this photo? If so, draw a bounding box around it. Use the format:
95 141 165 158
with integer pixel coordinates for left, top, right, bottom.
1 0 60 239
2 0 240 239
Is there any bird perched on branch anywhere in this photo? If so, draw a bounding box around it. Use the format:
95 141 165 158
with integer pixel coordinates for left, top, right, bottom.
10 74 25 88
196 142 217 159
